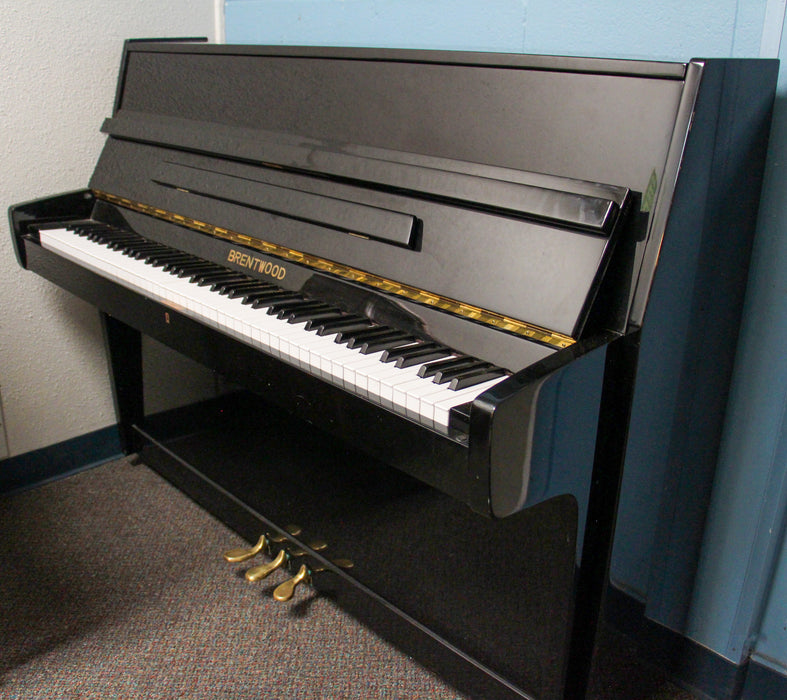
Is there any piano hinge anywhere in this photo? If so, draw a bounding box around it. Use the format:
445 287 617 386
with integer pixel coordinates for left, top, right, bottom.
93 189 576 349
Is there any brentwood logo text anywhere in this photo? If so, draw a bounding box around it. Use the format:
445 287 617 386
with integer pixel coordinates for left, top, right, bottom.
227 248 286 280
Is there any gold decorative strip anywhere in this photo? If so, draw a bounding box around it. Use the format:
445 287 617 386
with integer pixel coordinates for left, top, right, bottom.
93 190 575 348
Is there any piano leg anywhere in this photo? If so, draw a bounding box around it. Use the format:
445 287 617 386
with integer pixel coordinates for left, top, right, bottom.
101 312 144 454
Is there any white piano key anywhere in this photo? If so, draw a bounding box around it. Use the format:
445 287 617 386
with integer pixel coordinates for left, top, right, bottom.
429 376 508 429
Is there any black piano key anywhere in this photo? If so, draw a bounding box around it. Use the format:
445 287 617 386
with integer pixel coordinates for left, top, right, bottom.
105 234 144 249
396 348 453 368
417 355 477 379
97 235 136 248
162 259 201 273
197 274 248 287
81 225 127 241
286 308 340 326
266 298 314 316
177 263 223 278
166 262 212 276
213 278 253 292
381 341 445 364
432 360 493 385
448 368 508 390
310 316 373 335
89 229 128 244
68 223 102 236
302 312 347 330
336 326 391 346
120 242 162 255
143 252 181 266
192 271 244 286
241 288 286 305
275 301 330 319
131 245 171 258
250 292 301 309
359 332 415 355
220 280 274 296
119 239 157 249
284 304 337 323
147 252 193 267
103 240 140 253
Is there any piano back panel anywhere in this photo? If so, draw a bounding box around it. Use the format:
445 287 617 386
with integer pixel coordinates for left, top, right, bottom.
90 45 689 342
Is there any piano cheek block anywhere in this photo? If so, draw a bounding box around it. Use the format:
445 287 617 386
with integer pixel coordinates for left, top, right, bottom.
482 338 609 520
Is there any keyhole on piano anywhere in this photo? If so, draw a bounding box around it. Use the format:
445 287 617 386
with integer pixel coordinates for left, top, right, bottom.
165 312 170 324
294 393 312 416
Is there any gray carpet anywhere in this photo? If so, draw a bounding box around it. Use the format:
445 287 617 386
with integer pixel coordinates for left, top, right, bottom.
0 458 695 699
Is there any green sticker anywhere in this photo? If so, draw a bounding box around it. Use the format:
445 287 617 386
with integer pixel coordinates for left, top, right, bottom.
641 169 658 213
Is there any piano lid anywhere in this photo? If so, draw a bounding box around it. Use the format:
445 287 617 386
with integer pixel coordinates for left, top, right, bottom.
89 42 697 341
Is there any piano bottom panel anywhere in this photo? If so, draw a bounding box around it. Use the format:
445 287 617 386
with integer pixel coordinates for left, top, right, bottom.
135 392 578 700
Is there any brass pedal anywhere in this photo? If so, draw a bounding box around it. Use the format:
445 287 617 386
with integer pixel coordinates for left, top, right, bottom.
269 524 302 543
289 539 328 557
223 534 267 563
245 549 287 582
273 564 310 602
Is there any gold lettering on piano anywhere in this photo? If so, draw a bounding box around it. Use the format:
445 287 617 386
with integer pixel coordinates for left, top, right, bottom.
92 189 575 349
226 248 287 280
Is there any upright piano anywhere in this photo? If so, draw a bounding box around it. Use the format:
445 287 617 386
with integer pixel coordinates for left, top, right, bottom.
9 41 777 698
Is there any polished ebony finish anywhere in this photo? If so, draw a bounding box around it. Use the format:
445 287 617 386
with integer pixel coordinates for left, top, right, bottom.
100 312 143 454
7 42 778 699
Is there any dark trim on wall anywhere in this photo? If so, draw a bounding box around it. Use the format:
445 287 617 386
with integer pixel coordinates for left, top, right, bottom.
606 584 787 700
741 659 787 700
606 584 744 699
0 426 122 495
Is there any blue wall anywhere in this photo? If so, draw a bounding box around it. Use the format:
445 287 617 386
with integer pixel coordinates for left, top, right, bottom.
226 0 771 59
225 0 787 677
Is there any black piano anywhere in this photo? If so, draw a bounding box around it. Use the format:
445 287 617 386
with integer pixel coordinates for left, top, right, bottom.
9 41 777 699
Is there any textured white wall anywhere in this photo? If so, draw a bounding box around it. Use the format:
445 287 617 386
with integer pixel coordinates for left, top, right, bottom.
0 1 218 457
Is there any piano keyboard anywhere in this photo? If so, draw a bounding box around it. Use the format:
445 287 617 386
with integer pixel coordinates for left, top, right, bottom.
37 223 510 435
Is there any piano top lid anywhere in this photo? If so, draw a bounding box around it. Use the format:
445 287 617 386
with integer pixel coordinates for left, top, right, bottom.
92 41 708 340
113 39 690 85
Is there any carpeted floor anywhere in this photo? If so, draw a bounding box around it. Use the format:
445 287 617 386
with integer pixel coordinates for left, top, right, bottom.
0 458 695 699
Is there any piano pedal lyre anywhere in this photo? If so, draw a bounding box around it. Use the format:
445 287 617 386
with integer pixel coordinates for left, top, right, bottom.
223 524 322 600
247 537 327 582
